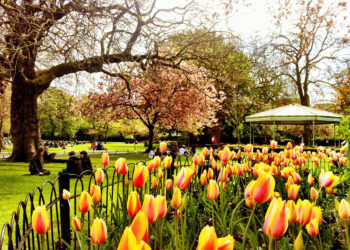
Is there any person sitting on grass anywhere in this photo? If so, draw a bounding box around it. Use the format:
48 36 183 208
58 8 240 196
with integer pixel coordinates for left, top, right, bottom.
29 148 51 176
65 151 82 175
80 150 92 172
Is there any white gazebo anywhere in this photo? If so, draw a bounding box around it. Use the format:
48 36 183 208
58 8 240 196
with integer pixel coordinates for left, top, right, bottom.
245 104 343 146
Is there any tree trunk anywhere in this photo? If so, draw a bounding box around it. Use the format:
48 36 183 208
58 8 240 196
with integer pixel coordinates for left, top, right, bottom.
0 117 5 152
147 125 154 152
9 77 41 162
300 94 312 146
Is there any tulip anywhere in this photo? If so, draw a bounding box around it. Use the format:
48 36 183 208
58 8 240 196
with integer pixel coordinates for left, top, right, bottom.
198 153 205 166
176 167 194 190
287 184 300 200
200 173 207 186
153 156 161 169
116 158 128 175
117 227 137 250
156 195 167 218
263 198 289 238
294 230 304 250
137 241 152 250
244 180 256 199
159 142 167 154
311 206 323 225
236 164 243 176
158 168 163 179
236 150 241 159
286 200 298 223
217 235 235 250
95 168 104 183
230 151 236 161
245 198 254 207
286 142 292 150
151 176 158 189
325 186 334 194
90 184 102 204
285 176 294 190
163 156 172 169
202 147 209 157
220 146 230 164
306 218 319 236
270 140 277 149
296 199 313 226
171 187 182 209
307 174 314 186
338 199 350 220
32 205 51 234
208 168 214 179
133 164 149 188
62 189 71 200
292 172 301 183
166 179 172 191
130 211 149 243
142 194 158 223
78 191 91 213
72 216 81 231
211 159 218 170
319 170 339 188
250 172 275 203
101 153 109 166
127 191 141 218
310 187 318 201
207 180 219 200
262 147 269 155
197 225 218 250
91 218 107 245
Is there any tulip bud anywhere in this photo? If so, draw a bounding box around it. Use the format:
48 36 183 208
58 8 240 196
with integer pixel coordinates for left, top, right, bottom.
159 142 167 154
263 198 289 238
158 168 163 179
156 195 167 218
95 168 104 183
325 186 334 194
78 191 91 213
130 211 149 243
142 194 158 223
288 184 300 200
101 153 109 167
72 216 81 231
307 174 314 186
166 179 172 191
294 230 304 250
202 147 209 157
207 180 219 200
153 156 161 169
62 189 71 200
162 156 172 169
217 235 235 250
32 205 51 234
270 140 277 149
311 206 323 225
306 218 319 236
200 173 207 186
310 187 318 201
287 200 298 223
171 187 182 209
133 164 149 188
91 218 107 245
176 167 194 190
90 184 102 204
338 199 350 220
151 176 158 189
116 158 128 175
127 191 141 218
245 198 254 207
197 225 218 250
218 167 228 182
208 168 214 179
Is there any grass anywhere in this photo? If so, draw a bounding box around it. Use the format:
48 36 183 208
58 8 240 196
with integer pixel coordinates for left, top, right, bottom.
0 152 149 230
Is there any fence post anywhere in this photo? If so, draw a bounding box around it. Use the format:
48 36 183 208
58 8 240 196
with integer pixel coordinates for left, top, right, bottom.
59 173 71 246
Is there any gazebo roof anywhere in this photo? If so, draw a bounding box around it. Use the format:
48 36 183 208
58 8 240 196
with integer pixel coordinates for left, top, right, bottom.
245 104 343 125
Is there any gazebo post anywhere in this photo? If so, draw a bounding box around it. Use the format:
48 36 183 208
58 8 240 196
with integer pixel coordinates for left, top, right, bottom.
249 122 252 143
273 121 275 140
253 124 255 144
312 120 315 147
334 123 336 147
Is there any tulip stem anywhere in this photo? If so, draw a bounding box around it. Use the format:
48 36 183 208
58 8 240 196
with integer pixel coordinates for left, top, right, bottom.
268 237 273 250
174 209 179 250
318 233 323 250
211 200 215 227
81 213 84 249
41 234 45 250
180 212 185 250
242 203 257 250
344 222 350 250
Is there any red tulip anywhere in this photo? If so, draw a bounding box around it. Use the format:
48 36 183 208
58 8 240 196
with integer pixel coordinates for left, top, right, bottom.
176 167 194 190
166 179 172 191
127 191 141 218
95 168 104 183
78 191 91 213
133 164 149 188
116 158 128 175
101 153 109 167
72 216 81 231
32 205 51 234
130 211 149 243
249 172 275 203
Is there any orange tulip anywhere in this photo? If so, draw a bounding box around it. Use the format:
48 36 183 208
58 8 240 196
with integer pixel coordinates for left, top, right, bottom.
142 194 158 223
208 168 214 179
198 153 205 166
133 164 149 188
245 198 254 207
137 241 152 250
117 227 138 250
176 167 194 190
72 216 81 231
310 187 318 201
218 167 228 182
171 187 182 209
159 142 167 154
207 180 219 200
95 168 104 183
90 184 102 204
127 191 141 218
217 235 235 250
250 172 275 203
339 199 350 220
130 211 149 243
202 147 209 158
158 168 163 179
156 195 167 218
286 142 292 150
163 156 172 169
101 153 109 166
166 179 172 191
319 170 339 188
151 176 158 189
287 184 300 200
296 199 313 226
263 198 289 238
197 225 218 250
286 200 298 223
116 158 128 175
78 191 91 213
244 144 253 153
211 159 218 170
307 174 314 186
220 146 230 164
306 218 319 236
153 156 161 169
91 218 107 245
244 180 256 199
270 140 277 149
32 205 51 234
62 189 71 200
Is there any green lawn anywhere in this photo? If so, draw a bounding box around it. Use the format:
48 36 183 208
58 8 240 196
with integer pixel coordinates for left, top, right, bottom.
0 152 149 230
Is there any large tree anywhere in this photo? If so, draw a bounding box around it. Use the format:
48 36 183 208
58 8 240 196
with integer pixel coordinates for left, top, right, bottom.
0 0 214 161
0 87 10 151
86 64 220 151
